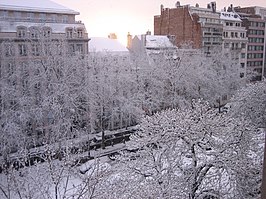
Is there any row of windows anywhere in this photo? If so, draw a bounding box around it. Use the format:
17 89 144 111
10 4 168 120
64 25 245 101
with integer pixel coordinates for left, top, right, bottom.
248 38 264 43
200 18 221 24
2 42 84 57
0 10 70 23
224 42 246 49
247 53 264 59
250 21 265 27
225 22 241 27
16 26 84 39
247 61 263 66
203 37 222 42
17 26 52 39
249 30 265 35
223 31 246 38
202 27 223 33
248 45 264 51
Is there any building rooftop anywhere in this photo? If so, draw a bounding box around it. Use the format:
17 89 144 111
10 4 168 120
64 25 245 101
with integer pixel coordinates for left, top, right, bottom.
220 12 241 21
89 37 128 53
0 0 79 15
145 35 175 49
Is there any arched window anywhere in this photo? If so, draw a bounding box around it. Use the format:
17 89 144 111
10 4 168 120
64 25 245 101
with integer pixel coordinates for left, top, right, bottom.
17 26 27 38
77 28 84 38
43 27 52 38
66 28 73 38
29 26 40 39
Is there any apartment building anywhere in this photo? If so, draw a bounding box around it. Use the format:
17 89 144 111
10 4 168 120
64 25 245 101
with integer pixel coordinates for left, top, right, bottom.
0 0 89 137
0 0 89 58
220 11 248 78
235 6 266 80
154 2 223 54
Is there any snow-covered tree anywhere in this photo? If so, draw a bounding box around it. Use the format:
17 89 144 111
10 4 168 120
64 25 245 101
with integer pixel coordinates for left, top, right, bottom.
101 100 262 198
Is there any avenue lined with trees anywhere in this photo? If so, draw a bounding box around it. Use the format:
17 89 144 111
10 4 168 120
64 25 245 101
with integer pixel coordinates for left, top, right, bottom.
0 38 265 198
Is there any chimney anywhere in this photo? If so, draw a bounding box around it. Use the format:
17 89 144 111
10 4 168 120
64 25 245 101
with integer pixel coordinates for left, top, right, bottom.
211 2 216 12
146 30 151 35
160 4 164 14
141 34 146 47
175 1 181 8
127 32 132 49
108 33 117 39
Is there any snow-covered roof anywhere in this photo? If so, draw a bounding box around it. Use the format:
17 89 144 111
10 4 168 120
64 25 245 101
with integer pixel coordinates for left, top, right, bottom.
0 20 86 33
220 12 242 21
89 37 129 53
145 35 175 48
0 0 79 15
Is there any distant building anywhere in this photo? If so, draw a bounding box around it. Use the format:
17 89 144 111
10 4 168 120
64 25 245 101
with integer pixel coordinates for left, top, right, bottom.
234 6 266 80
88 37 130 66
0 0 89 135
154 2 223 54
0 0 89 58
220 11 248 78
154 2 266 80
127 33 177 65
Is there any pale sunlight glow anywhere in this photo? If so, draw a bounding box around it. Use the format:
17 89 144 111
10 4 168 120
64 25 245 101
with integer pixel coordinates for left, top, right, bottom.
53 0 266 46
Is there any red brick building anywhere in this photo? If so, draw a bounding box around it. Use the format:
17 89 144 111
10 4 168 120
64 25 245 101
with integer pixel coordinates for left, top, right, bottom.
154 5 202 48
154 3 223 54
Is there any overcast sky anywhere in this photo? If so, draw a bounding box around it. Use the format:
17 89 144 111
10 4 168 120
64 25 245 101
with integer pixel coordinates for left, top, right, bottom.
53 0 266 44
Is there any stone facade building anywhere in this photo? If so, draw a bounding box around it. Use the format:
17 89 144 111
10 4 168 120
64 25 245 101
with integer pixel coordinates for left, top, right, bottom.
234 6 266 80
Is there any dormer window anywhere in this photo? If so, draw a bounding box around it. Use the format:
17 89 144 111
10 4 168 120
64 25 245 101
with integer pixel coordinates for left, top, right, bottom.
66 28 73 38
29 27 40 39
62 15 68 23
17 26 27 38
43 27 52 38
77 29 83 38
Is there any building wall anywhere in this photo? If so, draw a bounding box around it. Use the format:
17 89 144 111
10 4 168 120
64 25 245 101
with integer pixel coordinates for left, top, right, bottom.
154 6 202 48
235 6 266 80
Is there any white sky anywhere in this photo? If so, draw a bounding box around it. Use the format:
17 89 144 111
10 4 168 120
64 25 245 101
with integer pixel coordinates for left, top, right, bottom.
53 0 266 45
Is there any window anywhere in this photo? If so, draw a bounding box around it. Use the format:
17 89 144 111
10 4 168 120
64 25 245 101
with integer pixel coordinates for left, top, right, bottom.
241 53 245 58
27 12 34 20
17 27 27 38
235 32 238 38
224 43 229 48
240 73 244 78
14 11 21 19
18 44 27 56
40 13 46 22
76 44 83 53
51 14 57 22
6 62 15 76
66 28 73 38
77 29 83 38
231 32 234 38
240 63 245 68
69 44 75 54
43 27 52 38
29 27 39 39
62 15 68 23
44 44 51 56
31 43 40 56
0 10 8 18
5 44 14 56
